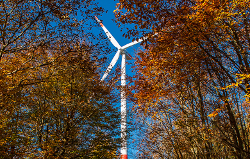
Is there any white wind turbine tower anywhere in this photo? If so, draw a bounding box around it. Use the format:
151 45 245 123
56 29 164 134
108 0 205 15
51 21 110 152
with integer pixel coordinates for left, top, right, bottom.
95 16 147 159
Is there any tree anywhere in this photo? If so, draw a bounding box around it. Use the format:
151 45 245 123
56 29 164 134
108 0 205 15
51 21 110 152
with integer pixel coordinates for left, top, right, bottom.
115 0 250 158
0 0 120 158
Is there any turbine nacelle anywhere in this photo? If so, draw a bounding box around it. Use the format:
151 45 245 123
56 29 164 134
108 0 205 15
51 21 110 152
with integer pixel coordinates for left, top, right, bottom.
120 49 132 60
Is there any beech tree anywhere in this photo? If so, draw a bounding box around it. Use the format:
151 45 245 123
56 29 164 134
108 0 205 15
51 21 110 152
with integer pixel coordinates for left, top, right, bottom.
0 0 120 158
115 0 250 158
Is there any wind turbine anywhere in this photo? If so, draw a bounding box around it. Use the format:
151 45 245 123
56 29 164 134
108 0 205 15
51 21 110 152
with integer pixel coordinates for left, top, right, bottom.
95 16 147 159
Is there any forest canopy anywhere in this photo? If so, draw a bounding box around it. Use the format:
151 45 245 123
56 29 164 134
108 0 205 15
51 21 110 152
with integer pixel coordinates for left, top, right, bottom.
115 0 250 158
0 0 120 158
2 0 250 158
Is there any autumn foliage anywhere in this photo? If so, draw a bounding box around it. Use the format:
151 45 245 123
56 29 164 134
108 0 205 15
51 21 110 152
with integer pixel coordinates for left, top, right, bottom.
115 0 250 158
0 0 120 158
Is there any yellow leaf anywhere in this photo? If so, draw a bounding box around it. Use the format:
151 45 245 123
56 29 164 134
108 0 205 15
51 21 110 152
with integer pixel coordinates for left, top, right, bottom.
208 111 218 117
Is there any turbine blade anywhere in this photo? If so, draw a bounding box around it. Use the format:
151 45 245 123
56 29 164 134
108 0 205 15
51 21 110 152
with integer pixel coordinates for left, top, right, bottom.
95 16 121 49
121 33 158 50
121 37 147 50
101 50 121 81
